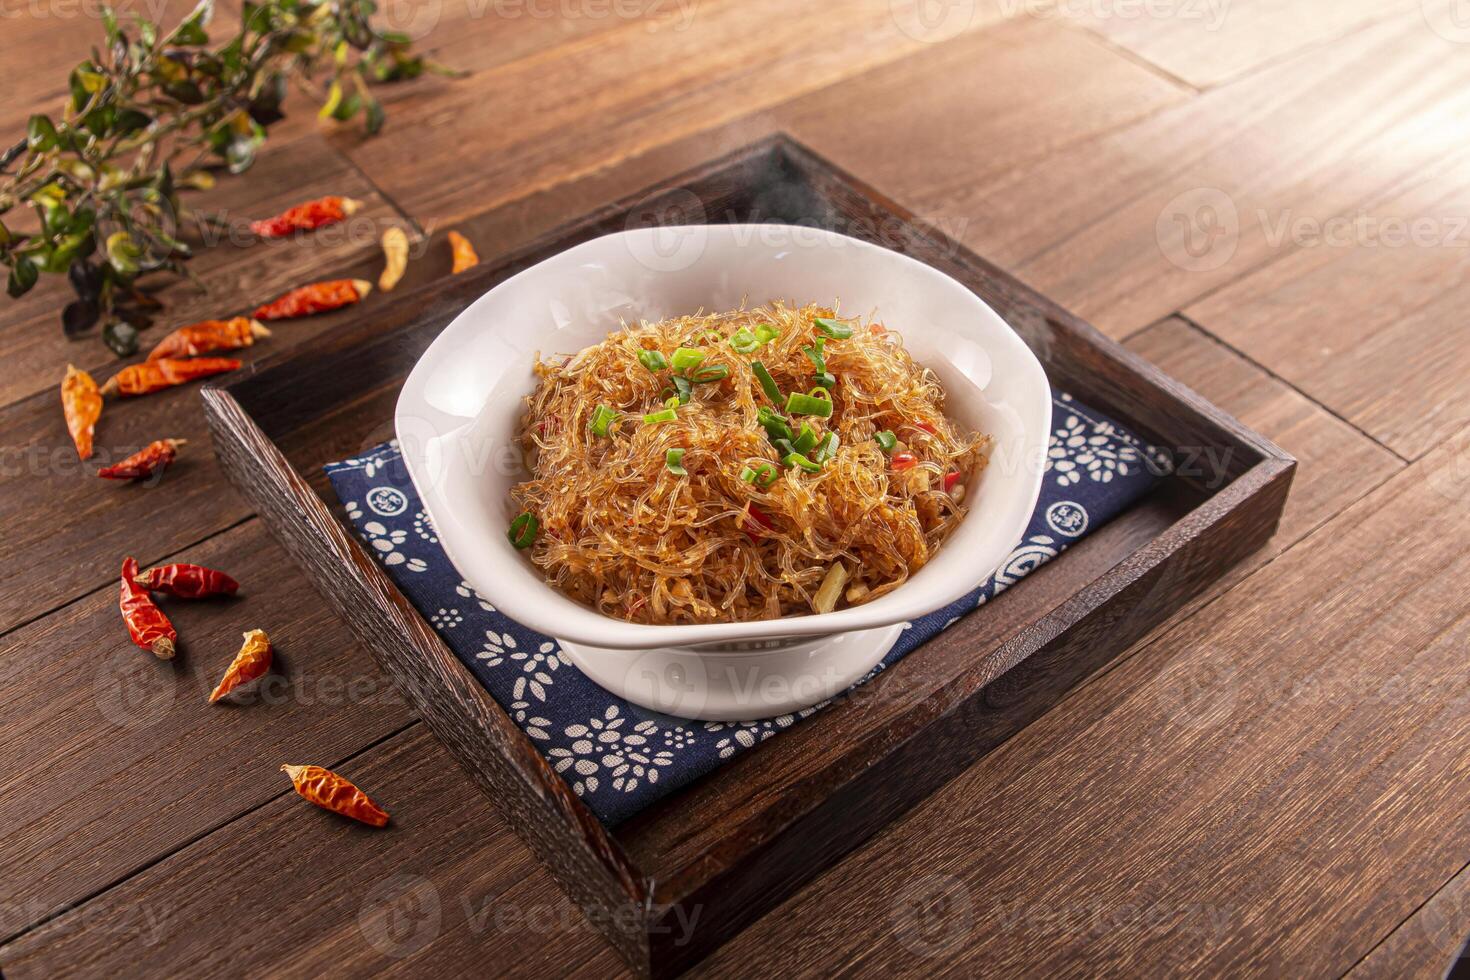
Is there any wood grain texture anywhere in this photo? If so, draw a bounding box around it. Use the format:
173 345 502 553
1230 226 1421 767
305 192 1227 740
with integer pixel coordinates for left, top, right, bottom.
774 15 1191 205
694 422 1470 979
1186 145 1470 460
1348 860 1470 978
1063 0 1417 88
0 726 626 979
0 519 412 943
900 8 1470 336
329 0 1015 225
1123 316 1402 573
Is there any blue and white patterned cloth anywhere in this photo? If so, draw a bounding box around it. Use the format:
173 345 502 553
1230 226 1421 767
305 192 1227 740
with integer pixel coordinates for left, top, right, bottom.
326 392 1170 825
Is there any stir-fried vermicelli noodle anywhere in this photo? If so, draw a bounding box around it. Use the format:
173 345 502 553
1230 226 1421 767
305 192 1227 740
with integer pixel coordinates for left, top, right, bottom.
509 302 989 625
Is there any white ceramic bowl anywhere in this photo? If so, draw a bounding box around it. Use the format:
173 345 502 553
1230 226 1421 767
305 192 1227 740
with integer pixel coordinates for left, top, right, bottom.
396 224 1051 720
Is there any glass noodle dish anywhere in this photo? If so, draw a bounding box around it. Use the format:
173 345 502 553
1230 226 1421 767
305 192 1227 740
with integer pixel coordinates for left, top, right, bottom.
508 302 990 626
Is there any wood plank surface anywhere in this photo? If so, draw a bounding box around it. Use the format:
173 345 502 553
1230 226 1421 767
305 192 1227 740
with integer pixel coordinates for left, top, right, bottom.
0 520 413 943
330 0 1016 225
1063 0 1417 88
1186 145 1470 460
895 7 1470 336
1348 860 1470 978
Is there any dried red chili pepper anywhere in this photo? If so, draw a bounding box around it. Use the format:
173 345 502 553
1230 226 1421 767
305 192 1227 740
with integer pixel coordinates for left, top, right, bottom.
119 557 177 660
97 438 186 481
146 317 270 361
135 562 240 598
61 364 103 460
281 764 390 827
447 230 479 274
100 357 242 397
890 452 918 471
250 196 361 238
209 629 273 703
942 470 961 493
744 503 775 540
253 279 372 321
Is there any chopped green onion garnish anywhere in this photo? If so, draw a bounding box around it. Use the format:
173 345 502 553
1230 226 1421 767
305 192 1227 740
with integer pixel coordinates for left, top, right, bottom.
792 422 818 455
785 391 833 418
813 371 836 389
754 323 780 345
691 365 729 384
783 452 822 473
814 431 840 464
643 407 677 425
664 395 680 409
589 404 620 437
671 375 692 404
740 463 778 487
670 347 705 373
803 339 826 373
665 448 687 476
638 349 668 372
757 406 793 442
772 437 796 458
814 316 854 339
728 329 760 355
508 512 539 549
875 430 897 453
752 361 783 404
695 328 724 343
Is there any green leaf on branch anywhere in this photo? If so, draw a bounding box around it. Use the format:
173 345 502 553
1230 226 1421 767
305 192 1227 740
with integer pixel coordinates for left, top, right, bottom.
106 231 144 276
26 115 58 152
102 319 140 357
7 256 38 298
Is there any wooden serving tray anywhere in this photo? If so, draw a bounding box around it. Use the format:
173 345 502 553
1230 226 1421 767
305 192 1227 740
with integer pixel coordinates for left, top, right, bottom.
203 135 1293 977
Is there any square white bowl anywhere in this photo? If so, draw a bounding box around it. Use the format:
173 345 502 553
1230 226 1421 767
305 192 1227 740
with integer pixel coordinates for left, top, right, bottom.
395 225 1050 711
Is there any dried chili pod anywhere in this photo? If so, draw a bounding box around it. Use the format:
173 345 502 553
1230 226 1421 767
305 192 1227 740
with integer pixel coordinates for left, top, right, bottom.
61 363 103 460
146 317 269 361
281 764 390 827
97 438 185 481
253 279 372 321
250 196 362 238
135 562 240 598
100 357 242 397
378 227 409 292
209 629 273 702
447 230 478 274
119 557 177 660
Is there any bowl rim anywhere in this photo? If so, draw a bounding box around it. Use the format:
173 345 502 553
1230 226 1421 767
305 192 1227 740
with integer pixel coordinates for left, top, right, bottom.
396 223 1051 649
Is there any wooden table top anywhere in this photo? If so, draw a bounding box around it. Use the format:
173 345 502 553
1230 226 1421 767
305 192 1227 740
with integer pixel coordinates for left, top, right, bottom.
2 2 1468 976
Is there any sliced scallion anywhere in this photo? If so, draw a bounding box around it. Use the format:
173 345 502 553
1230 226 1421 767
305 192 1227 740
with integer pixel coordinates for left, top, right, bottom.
813 371 836 389
875 430 897 453
589 404 620 437
754 323 780 345
785 391 833 418
740 462 777 487
803 339 826 373
670 347 705 373
814 431 840 464
783 451 822 473
671 375 692 404
813 316 854 339
638 349 668 372
508 512 539 549
752 361 783 404
792 422 818 455
643 407 677 425
665 448 687 476
728 329 760 355
691 364 729 384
